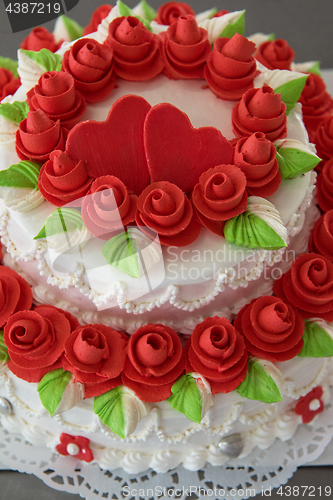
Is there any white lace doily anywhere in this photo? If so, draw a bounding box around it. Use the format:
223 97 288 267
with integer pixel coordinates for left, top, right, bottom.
0 400 332 500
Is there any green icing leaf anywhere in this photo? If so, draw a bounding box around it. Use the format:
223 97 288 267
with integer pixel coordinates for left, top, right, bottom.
101 228 141 279
298 320 333 357
0 331 9 364
140 0 157 22
307 61 321 76
167 373 202 424
0 56 18 78
118 0 133 17
236 358 282 403
0 161 41 189
224 211 287 250
37 368 73 417
207 7 218 18
267 33 275 41
34 207 85 240
61 14 83 40
276 147 320 180
94 386 126 438
274 74 308 114
219 11 245 38
0 101 29 124
20 48 62 72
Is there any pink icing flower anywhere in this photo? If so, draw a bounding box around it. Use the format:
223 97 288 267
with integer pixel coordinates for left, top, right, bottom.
56 433 94 462
294 386 325 424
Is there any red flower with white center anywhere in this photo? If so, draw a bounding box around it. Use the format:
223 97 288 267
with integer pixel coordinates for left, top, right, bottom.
56 433 94 462
294 386 325 424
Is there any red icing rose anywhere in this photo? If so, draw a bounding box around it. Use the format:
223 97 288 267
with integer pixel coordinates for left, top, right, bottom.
4 305 75 382
255 39 295 70
313 115 333 171
105 16 163 81
309 210 333 262
56 433 94 462
204 34 257 100
122 324 185 402
0 68 20 102
294 386 324 424
62 38 115 102
16 109 67 162
191 164 247 236
136 181 201 246
185 317 248 394
20 27 60 52
234 296 304 362
0 267 32 327
160 15 211 80
155 1 195 25
27 71 86 130
83 4 113 36
273 253 333 321
317 158 333 212
232 85 287 141
38 150 93 206
62 324 128 399
299 73 333 142
81 176 137 239
233 132 281 197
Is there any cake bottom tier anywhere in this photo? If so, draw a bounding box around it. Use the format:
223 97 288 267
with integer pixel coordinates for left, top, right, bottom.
0 355 332 474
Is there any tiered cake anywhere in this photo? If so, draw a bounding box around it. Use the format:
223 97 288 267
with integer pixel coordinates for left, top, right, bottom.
0 1 332 473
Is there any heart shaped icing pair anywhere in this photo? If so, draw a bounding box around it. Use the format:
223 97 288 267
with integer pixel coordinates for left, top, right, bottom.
66 94 233 194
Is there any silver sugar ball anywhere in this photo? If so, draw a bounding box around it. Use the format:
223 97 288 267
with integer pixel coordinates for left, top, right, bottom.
0 397 13 416
218 434 244 458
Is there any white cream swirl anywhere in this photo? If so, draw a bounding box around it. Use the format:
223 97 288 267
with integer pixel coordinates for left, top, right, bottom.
198 10 245 44
17 49 46 90
120 387 152 438
54 379 85 416
192 373 214 420
1 187 45 213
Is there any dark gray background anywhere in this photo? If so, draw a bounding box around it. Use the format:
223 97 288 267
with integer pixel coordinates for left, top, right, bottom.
0 0 332 498
0 0 332 68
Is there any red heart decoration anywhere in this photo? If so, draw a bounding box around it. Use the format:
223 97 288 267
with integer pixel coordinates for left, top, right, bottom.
66 95 151 195
144 103 233 192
